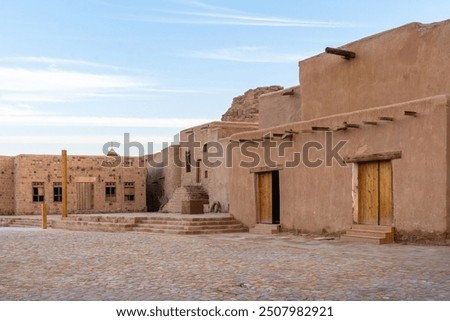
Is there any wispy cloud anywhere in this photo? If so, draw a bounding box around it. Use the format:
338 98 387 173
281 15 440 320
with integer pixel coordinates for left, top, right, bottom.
0 67 144 92
0 135 174 145
186 46 309 63
121 0 354 28
0 61 211 104
0 56 119 70
0 114 212 128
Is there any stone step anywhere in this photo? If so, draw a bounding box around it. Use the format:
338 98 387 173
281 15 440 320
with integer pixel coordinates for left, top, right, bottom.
136 223 244 230
133 227 248 235
345 229 390 238
136 219 237 226
52 220 135 232
341 224 395 244
351 224 394 233
340 235 389 244
63 216 138 224
249 224 281 235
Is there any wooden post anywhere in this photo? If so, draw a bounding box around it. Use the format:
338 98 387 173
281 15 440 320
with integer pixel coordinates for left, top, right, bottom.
41 203 47 229
62 150 68 218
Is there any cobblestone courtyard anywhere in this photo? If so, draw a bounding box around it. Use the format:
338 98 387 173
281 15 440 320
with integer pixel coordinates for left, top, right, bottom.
0 227 449 300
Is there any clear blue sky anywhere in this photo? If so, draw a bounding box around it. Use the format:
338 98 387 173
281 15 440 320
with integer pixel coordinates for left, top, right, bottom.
0 0 448 156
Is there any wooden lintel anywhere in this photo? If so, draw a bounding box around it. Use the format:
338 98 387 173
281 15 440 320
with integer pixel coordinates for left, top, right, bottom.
344 151 402 163
404 110 418 117
285 130 299 135
379 116 394 121
272 133 284 137
312 126 331 131
250 164 284 173
363 121 378 126
325 47 356 60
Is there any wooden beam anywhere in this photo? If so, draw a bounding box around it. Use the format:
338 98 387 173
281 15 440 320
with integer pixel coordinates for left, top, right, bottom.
404 111 418 117
379 116 394 121
312 126 331 131
325 47 356 60
363 121 378 126
344 151 402 163
61 149 68 218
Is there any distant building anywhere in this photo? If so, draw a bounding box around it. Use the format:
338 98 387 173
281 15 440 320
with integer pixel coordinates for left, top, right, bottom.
0 153 146 215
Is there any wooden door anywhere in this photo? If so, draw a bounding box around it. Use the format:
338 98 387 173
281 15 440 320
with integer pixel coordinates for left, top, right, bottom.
378 161 393 225
258 172 272 223
77 182 94 210
358 160 393 225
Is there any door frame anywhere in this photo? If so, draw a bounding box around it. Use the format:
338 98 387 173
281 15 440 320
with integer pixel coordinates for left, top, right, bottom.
255 169 281 224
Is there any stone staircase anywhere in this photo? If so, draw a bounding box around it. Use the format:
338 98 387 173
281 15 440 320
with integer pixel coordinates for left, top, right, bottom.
162 185 209 214
133 215 248 235
52 215 136 232
341 224 394 244
48 214 248 235
249 223 281 235
0 217 42 228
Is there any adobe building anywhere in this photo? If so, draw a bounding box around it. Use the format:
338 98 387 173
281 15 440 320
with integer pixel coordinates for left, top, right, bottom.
0 152 146 215
227 20 450 242
148 121 259 214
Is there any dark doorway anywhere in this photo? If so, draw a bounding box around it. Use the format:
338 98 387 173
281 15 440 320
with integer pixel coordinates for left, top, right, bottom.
271 170 280 224
257 170 281 224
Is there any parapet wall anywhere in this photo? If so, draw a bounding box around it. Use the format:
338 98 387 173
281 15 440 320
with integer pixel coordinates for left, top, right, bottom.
299 20 450 120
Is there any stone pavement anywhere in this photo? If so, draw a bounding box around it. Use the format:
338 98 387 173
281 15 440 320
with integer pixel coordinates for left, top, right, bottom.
0 227 449 300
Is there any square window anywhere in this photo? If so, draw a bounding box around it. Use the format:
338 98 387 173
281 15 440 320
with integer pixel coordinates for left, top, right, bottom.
105 182 116 202
53 182 62 202
32 182 44 202
124 182 135 201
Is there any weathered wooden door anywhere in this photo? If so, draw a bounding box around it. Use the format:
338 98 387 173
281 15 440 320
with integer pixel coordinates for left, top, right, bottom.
258 171 280 224
358 160 393 225
258 172 272 223
77 182 94 210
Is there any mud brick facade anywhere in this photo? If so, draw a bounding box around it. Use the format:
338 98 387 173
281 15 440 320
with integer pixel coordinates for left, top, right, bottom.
0 154 146 215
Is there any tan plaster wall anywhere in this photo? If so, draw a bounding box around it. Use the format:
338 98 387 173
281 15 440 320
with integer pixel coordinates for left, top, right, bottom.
177 121 258 211
299 20 450 121
229 95 449 235
0 157 15 214
259 86 301 129
13 154 146 215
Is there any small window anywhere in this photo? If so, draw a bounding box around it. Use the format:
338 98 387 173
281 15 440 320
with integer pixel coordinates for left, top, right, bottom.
124 182 135 201
53 182 62 202
203 143 208 153
32 182 44 202
185 150 191 173
105 182 116 202
204 170 208 179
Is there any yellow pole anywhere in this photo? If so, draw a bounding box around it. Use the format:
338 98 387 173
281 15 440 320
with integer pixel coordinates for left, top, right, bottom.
62 149 68 218
41 203 47 229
